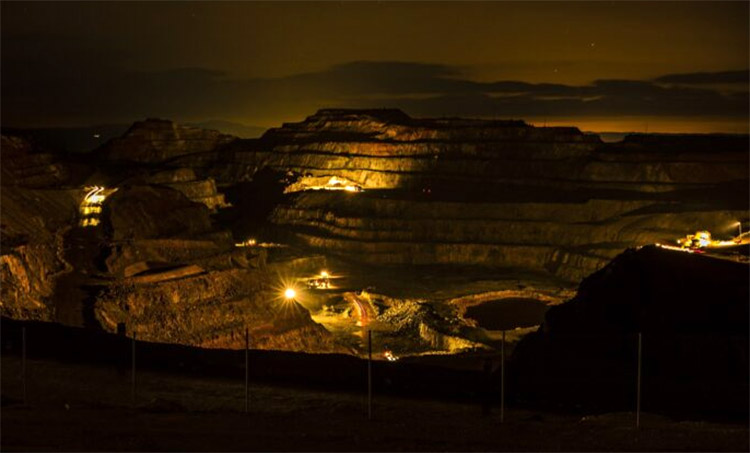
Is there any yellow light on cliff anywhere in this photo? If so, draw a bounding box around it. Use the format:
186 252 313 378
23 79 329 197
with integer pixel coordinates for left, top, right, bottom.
284 288 297 300
234 238 257 247
84 186 106 204
81 218 100 227
79 186 117 227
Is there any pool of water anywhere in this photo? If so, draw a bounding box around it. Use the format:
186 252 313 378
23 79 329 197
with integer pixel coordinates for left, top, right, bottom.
464 298 548 330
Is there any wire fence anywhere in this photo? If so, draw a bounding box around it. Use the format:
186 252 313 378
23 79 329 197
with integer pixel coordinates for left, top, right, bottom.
4 319 748 427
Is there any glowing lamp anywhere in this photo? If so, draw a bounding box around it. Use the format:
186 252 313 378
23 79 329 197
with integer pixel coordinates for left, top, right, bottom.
284 288 296 300
320 271 329 278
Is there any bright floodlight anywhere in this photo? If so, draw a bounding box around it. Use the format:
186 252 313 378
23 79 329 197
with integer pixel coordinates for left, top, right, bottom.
320 271 329 278
284 288 296 300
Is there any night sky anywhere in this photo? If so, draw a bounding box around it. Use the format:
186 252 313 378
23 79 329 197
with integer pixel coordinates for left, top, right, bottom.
2 1 748 133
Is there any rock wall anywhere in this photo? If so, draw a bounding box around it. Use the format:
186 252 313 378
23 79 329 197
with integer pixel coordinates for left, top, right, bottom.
103 185 214 240
143 168 229 212
271 192 746 282
191 109 748 283
99 119 235 163
3 111 748 356
1 135 70 188
94 266 341 353
0 136 80 320
209 110 747 194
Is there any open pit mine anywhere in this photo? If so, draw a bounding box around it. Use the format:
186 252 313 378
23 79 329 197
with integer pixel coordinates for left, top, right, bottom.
2 109 748 360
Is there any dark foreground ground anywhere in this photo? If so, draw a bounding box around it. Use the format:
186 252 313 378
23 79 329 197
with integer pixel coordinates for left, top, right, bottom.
2 355 748 452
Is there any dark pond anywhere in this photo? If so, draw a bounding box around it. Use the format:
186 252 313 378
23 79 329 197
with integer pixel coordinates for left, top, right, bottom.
464 298 548 330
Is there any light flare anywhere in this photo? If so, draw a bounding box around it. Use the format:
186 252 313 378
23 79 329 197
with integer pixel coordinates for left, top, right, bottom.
79 186 117 227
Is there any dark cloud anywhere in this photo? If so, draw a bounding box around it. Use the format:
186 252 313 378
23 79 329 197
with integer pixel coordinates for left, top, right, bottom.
654 70 749 85
2 45 747 129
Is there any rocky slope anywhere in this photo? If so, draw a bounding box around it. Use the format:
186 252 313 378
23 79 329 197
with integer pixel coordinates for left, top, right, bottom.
208 109 746 192
98 118 236 164
2 110 747 356
0 136 79 320
204 109 747 283
94 261 341 352
0 131 340 353
86 185 340 353
271 191 745 282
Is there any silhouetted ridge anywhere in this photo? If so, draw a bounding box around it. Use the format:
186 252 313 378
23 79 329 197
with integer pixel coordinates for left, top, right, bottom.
621 133 749 153
512 245 749 416
311 108 414 124
261 108 594 143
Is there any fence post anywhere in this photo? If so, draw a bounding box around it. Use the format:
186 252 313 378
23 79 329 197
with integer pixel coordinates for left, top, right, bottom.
636 332 642 429
245 328 249 413
131 330 137 407
501 330 505 423
22 326 27 405
367 329 372 421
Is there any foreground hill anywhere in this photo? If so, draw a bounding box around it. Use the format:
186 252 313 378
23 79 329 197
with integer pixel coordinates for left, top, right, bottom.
513 245 749 417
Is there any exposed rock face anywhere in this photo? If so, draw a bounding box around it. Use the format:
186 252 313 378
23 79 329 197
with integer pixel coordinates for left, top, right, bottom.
143 168 229 212
2 110 748 359
95 264 342 352
1 135 71 188
103 185 213 240
1 136 79 320
103 236 240 278
512 246 749 415
203 109 746 283
86 183 339 352
271 191 745 282
1 130 339 354
98 118 235 163
212 109 745 192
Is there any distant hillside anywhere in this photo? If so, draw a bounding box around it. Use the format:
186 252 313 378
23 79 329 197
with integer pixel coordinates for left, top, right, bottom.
2 120 266 153
2 124 131 153
185 120 267 139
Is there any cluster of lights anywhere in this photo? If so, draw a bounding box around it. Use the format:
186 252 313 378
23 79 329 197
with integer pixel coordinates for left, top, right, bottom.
307 270 332 289
655 243 700 254
278 269 334 308
235 239 287 248
234 238 257 247
80 205 102 216
304 176 363 193
81 218 100 227
325 176 362 192
79 186 117 227
656 222 746 254
384 350 399 362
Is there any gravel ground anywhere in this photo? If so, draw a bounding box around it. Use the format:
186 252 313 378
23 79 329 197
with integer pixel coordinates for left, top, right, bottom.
2 356 747 452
